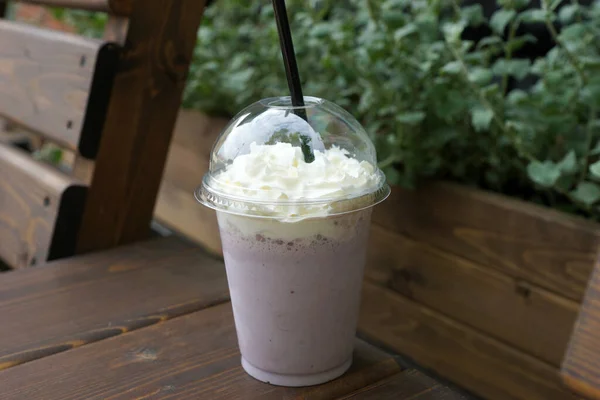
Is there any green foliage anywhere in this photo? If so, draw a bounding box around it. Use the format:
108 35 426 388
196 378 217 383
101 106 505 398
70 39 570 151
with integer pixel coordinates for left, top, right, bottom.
527 160 560 187
57 0 600 219
572 182 600 206
33 144 63 166
50 8 107 38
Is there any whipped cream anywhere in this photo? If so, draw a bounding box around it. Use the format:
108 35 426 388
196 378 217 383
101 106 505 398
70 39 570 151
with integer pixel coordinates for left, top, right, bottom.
214 142 380 206
206 142 382 221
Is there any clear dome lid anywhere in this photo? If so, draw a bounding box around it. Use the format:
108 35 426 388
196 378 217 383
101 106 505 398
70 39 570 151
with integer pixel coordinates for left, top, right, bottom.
196 96 390 220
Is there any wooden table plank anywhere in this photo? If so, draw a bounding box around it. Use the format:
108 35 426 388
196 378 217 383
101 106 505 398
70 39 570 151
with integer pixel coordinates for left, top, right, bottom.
0 302 401 400
0 237 229 370
337 369 467 399
562 261 600 400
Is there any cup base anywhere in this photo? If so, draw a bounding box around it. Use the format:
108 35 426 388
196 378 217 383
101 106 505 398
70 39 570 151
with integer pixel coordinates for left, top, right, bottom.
241 357 353 387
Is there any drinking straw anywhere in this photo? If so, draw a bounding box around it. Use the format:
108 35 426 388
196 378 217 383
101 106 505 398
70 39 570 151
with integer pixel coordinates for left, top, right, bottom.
272 0 315 163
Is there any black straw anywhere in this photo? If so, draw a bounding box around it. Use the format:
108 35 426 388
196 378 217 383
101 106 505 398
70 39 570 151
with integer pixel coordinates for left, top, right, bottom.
272 0 314 162
272 0 305 110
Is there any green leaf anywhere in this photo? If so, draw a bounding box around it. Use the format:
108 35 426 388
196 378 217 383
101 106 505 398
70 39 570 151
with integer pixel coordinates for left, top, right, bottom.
490 9 516 35
396 111 425 125
589 161 600 179
505 34 537 53
477 36 503 50
558 150 578 175
498 0 531 9
590 141 600 156
549 0 563 11
527 161 561 187
382 11 406 28
559 4 579 23
441 61 462 74
492 59 531 80
461 4 485 26
571 182 600 206
519 9 548 23
470 106 494 132
507 89 528 104
559 23 587 41
581 82 600 108
514 0 532 9
394 24 417 41
443 21 465 42
468 67 493 85
311 24 333 38
556 174 576 192
581 56 600 68
480 83 500 97
228 69 254 87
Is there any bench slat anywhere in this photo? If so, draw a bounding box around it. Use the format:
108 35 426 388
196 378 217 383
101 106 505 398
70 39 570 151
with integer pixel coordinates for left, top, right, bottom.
0 143 86 268
0 0 132 16
0 21 119 158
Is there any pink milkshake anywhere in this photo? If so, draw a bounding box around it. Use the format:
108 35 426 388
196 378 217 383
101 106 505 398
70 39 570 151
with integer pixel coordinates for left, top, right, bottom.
196 97 389 387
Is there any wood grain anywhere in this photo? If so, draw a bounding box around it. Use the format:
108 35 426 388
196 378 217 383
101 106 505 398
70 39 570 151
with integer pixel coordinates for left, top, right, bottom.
76 1 208 254
0 303 401 399
338 369 467 399
562 258 600 400
366 224 579 367
0 0 132 15
0 236 229 370
0 21 119 157
359 282 580 400
155 110 229 254
373 183 600 301
0 143 86 268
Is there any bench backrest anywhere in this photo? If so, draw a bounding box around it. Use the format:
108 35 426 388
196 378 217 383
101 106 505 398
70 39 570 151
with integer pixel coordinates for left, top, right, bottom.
0 0 207 268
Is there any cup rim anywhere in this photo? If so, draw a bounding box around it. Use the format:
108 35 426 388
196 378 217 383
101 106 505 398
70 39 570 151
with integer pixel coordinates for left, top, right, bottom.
259 96 324 110
195 174 391 221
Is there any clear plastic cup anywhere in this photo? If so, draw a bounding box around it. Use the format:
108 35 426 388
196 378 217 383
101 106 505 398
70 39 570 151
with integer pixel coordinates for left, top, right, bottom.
196 96 389 387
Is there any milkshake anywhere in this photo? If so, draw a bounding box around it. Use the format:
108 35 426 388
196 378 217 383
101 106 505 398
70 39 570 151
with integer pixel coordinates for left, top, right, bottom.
196 97 389 387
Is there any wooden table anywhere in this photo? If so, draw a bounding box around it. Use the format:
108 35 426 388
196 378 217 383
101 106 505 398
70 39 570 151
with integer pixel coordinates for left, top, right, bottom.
0 237 467 399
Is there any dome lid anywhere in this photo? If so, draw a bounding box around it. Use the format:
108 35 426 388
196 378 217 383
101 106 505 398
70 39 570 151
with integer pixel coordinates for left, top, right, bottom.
195 96 390 220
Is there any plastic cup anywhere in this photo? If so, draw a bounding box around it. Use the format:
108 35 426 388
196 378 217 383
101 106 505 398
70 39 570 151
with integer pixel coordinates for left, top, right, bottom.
196 96 389 387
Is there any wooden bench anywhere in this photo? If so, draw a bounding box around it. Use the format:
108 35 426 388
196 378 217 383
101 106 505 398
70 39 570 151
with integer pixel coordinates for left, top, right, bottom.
0 0 207 268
